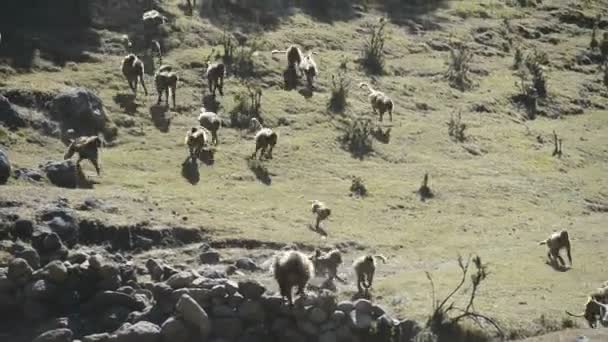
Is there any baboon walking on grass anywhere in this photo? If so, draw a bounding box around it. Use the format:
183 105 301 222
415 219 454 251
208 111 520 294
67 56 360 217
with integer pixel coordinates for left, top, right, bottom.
64 136 103 175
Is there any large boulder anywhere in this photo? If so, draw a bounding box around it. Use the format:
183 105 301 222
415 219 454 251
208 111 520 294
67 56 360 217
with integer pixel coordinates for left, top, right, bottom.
175 294 211 339
0 95 27 129
41 160 80 188
0 148 10 185
160 317 191 342
109 321 161 342
48 88 116 141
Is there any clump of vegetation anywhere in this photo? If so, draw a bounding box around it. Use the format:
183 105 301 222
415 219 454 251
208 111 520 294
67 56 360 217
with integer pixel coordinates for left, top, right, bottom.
230 82 263 129
221 29 235 65
423 255 503 342
361 18 387 75
524 52 547 98
512 46 523 70
340 118 374 159
328 68 351 113
447 111 467 142
417 173 434 202
350 176 368 198
514 70 538 119
232 39 261 78
590 25 599 51
446 42 474 91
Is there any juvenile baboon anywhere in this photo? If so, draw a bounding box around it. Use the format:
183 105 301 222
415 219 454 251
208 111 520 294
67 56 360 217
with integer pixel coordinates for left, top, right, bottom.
310 200 331 230
272 45 304 76
121 54 148 97
206 62 225 96
154 65 178 108
300 52 319 90
539 230 572 268
63 136 103 175
121 35 133 53
310 249 344 282
359 82 394 122
353 254 387 294
198 107 221 145
250 118 277 160
566 297 608 328
273 250 314 306
185 126 210 160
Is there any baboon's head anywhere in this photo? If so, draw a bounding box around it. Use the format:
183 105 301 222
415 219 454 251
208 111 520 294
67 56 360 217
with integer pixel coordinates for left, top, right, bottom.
191 127 197 134
94 137 102 148
364 255 374 264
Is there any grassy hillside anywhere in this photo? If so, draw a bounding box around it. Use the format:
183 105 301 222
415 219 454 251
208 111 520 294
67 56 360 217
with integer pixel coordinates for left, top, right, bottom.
1 0 607 338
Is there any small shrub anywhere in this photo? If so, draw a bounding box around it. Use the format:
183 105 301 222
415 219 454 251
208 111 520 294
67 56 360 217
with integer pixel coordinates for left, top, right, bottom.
340 118 374 159
350 176 368 198
221 29 235 65
524 53 547 98
230 82 263 129
590 26 599 51
446 42 474 91
361 18 387 75
232 39 261 79
514 70 538 119
447 111 467 142
328 69 351 113
513 46 523 70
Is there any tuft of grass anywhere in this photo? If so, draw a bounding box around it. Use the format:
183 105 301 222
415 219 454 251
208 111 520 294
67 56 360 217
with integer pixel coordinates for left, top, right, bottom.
339 118 374 159
328 69 351 113
446 41 474 91
350 176 368 198
230 82 263 129
524 51 547 98
361 18 387 75
447 111 467 142
514 70 538 119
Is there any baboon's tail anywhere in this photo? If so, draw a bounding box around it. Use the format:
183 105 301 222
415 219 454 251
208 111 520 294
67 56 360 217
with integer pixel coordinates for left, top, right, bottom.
565 310 584 318
374 255 387 263
64 142 76 160
539 240 548 245
271 50 287 55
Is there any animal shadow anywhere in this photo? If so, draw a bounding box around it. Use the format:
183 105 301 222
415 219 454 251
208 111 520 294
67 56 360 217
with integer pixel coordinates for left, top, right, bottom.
113 93 139 115
75 167 95 189
142 53 156 76
351 291 372 301
181 157 200 185
283 67 299 91
298 88 313 99
149 104 172 133
307 223 328 238
372 127 391 144
247 159 272 185
546 259 571 272
202 94 221 113
198 148 215 166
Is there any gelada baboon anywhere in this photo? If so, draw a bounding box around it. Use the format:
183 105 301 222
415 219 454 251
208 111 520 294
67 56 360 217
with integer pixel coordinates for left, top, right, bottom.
185 127 209 159
155 65 178 108
121 54 148 96
310 200 331 230
273 250 314 306
272 45 303 75
64 136 103 175
566 297 608 328
206 62 225 96
310 249 344 282
250 118 277 160
539 230 572 268
353 254 387 294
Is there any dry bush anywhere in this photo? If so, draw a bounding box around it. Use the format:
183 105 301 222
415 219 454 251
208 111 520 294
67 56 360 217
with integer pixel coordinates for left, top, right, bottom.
524 52 547 98
339 118 374 159
350 176 368 198
232 40 261 78
361 18 388 75
221 29 235 65
446 42 473 91
423 255 503 342
514 70 538 119
513 46 523 70
447 111 467 142
328 68 351 113
230 82 263 129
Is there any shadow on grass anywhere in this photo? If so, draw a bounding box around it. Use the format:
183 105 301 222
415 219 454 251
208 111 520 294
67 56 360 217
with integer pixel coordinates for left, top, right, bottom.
150 104 172 133
307 223 328 238
546 259 571 273
113 93 139 115
371 127 391 144
247 159 271 185
202 94 221 113
181 157 200 185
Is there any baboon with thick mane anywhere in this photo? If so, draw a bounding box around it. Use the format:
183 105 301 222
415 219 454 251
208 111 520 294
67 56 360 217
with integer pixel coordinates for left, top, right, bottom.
185 126 210 160
300 52 319 89
272 45 303 75
64 136 103 175
539 230 572 268
353 254 387 294
154 65 178 108
310 249 344 282
121 54 148 96
273 250 314 306
206 62 225 96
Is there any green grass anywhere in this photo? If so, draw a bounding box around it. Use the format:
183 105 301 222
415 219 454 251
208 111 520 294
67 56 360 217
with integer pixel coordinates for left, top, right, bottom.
1 0 608 337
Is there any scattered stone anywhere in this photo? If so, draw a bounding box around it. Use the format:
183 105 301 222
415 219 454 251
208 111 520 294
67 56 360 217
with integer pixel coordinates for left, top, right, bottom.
199 250 220 264
354 299 373 314
145 259 164 282
309 307 328 324
212 318 243 340
68 251 89 264
13 244 41 269
175 294 211 339
32 328 73 342
110 321 161 342
165 271 196 289
43 260 68 283
8 257 33 285
351 311 373 330
238 300 265 323
235 257 258 271
160 317 191 342
41 160 80 189
0 148 10 185
238 280 265 300
82 333 111 342
14 218 34 239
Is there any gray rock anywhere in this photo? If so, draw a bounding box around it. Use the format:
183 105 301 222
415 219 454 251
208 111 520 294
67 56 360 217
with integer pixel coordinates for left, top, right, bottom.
210 284 228 298
48 87 115 140
224 280 239 295
263 295 284 313
24 298 50 321
235 257 258 271
228 292 244 308
212 318 243 340
282 329 307 342
238 300 265 322
110 321 161 342
33 328 73 342
331 310 346 324
88 254 103 271
354 299 373 314
68 251 89 264
238 280 265 300
371 304 386 318
41 160 80 189
160 317 191 342
82 291 147 313
309 307 328 324
14 218 34 239
319 331 337 342
336 324 353 341
212 304 236 318
225 265 238 276
82 333 111 342
43 260 68 283
165 271 196 289
297 319 318 335
175 294 211 339
14 168 44 182
199 250 220 264
0 148 10 185
0 95 27 130
398 319 422 342
145 259 164 282
42 233 64 252
351 311 372 330
13 244 41 269
8 258 33 285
